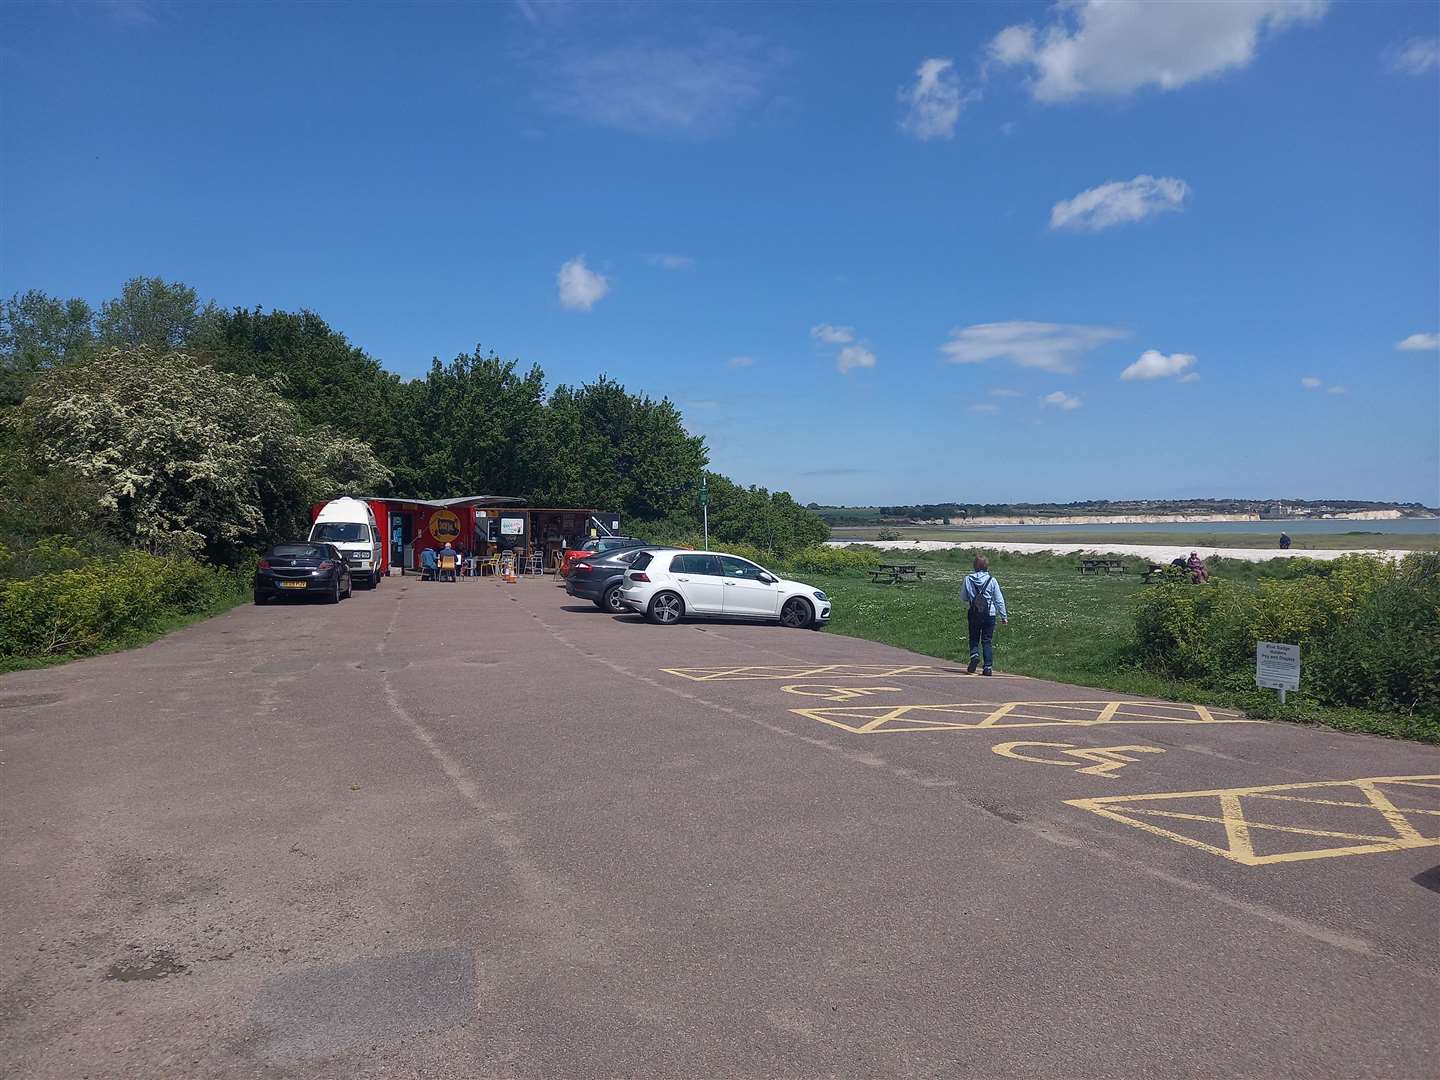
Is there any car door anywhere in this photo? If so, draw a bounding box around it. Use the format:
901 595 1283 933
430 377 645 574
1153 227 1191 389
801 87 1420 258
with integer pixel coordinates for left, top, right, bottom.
670 554 726 614
719 555 781 617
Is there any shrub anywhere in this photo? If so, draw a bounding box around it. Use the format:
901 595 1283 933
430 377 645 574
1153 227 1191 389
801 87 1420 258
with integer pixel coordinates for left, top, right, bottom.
1133 553 1439 715
0 551 247 660
782 545 881 576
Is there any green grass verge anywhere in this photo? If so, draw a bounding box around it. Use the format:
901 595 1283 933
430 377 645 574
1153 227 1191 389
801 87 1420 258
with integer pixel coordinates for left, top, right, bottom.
0 590 249 675
799 550 1440 745
836 525 1440 551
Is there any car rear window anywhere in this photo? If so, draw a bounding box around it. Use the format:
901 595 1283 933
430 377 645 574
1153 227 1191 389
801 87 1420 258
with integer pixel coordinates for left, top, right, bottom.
630 551 653 571
271 544 327 558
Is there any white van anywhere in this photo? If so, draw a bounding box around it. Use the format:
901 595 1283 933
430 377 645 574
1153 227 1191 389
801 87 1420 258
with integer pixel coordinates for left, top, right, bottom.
308 497 384 589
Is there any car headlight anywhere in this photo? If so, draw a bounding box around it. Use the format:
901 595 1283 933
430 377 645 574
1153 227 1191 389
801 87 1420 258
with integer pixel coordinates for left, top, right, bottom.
813 590 828 601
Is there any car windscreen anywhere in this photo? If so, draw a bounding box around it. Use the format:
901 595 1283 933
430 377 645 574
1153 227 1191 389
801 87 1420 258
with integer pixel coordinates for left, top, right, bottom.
271 544 328 558
311 522 369 542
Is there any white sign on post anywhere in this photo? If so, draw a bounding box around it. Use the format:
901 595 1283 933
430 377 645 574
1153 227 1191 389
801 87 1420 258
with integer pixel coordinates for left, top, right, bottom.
1256 641 1300 702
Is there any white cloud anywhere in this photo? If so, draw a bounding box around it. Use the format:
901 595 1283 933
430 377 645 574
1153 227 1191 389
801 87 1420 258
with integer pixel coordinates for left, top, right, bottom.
990 387 1023 397
556 257 610 311
1179 372 1200 383
1120 349 1197 381
1300 376 1322 389
837 344 877 374
646 253 694 270
940 321 1127 373
726 355 754 368
969 403 1000 414
1396 332 1440 351
1387 37 1440 74
811 324 856 345
1051 175 1190 232
1042 390 1082 411
989 0 1327 102
1326 385 1348 395
899 58 969 140
536 30 781 135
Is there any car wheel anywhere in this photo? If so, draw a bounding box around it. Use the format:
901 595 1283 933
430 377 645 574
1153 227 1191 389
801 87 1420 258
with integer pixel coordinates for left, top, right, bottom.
327 579 341 604
602 583 626 613
647 591 684 625
253 590 267 606
344 577 353 599
779 597 814 629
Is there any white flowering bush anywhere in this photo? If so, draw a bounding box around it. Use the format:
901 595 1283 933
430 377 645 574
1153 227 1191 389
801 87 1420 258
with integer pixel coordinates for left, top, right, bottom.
12 346 389 561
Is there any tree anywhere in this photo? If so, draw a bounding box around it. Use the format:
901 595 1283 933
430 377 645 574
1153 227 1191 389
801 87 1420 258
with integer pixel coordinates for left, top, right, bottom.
386 348 551 499
11 346 389 563
0 290 95 404
98 276 216 350
195 306 404 463
536 376 708 521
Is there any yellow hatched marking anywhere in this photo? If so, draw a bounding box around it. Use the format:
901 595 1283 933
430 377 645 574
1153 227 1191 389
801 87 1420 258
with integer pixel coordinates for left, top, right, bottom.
1355 780 1428 842
661 663 1023 683
1067 774 1440 866
793 700 1257 734
1093 701 1121 725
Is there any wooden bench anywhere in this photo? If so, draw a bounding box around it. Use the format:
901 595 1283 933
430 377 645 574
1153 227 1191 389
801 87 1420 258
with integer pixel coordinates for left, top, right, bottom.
871 564 927 584
1078 558 1126 575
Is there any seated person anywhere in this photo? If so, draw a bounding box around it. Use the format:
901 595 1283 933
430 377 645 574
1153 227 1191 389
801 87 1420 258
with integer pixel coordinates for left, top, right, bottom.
1186 552 1209 583
420 546 438 580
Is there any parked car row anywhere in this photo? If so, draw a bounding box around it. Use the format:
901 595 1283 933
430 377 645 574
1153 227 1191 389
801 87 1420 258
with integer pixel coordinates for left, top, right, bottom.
563 540 832 629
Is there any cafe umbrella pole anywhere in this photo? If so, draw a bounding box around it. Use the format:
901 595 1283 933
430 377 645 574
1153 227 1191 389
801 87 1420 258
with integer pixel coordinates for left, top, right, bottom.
700 479 709 550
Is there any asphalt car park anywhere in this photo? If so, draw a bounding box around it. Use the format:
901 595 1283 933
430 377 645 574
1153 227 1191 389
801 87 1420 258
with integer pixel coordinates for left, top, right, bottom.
2 577 1437 1079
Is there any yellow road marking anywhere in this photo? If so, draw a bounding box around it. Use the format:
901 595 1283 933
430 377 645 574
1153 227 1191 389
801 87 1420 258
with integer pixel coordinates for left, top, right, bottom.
990 741 1166 778
662 664 1022 682
1067 775 1440 866
779 684 905 702
792 700 1253 734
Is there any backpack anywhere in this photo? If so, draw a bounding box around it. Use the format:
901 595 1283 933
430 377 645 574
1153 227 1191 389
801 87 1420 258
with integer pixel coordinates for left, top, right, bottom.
968 574 993 619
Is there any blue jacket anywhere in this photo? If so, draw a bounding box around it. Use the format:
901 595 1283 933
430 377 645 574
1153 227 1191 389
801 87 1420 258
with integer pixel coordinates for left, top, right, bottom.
421 548 438 569
963 571 1007 619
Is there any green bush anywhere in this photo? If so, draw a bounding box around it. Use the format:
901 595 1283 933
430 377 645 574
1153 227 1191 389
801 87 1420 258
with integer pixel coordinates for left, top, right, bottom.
1134 553 1439 714
0 551 247 660
782 545 882 576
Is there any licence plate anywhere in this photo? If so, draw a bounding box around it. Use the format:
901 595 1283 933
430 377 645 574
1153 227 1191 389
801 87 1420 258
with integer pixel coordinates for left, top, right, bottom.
279 581 308 589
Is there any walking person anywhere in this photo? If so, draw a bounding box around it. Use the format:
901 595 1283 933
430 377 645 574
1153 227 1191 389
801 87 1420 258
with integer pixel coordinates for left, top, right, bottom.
963 555 1008 676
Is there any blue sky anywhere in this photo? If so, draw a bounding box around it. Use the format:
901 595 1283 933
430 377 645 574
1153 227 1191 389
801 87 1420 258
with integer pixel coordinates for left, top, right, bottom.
3 0 1437 505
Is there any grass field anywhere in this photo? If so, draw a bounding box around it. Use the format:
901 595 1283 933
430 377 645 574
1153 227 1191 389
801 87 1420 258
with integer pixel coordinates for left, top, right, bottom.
833 525 1440 551
804 549 1439 744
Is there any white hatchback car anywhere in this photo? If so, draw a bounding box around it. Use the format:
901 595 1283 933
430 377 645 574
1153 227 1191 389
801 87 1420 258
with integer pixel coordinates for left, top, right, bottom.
618 549 832 628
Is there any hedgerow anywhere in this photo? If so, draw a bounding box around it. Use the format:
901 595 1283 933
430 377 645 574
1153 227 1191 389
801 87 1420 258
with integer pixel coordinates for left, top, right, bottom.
1133 552 1440 715
0 548 248 660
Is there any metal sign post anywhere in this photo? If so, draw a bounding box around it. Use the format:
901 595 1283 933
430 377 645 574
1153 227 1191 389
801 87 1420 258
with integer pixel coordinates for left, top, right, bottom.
1256 641 1300 704
700 480 709 550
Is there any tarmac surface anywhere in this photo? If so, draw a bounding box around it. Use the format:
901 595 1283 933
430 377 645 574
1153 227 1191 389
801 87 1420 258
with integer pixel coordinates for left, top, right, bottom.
2 573 1438 1079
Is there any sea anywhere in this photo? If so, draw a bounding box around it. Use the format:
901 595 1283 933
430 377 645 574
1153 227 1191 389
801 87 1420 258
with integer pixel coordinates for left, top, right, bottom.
835 518 1440 542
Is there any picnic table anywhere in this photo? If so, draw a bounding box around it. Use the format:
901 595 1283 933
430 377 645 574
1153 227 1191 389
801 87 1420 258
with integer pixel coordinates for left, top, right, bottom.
870 563 927 584
1078 558 1126 575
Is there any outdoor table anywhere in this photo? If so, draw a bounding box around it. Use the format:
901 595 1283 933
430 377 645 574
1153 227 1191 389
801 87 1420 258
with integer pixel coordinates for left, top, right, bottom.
870 563 927 584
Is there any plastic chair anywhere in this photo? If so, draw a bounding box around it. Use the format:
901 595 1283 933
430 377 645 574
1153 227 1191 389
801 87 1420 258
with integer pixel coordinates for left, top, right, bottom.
439 553 457 582
525 552 543 575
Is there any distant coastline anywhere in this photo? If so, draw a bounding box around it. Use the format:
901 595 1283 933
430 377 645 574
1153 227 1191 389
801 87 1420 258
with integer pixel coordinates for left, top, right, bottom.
948 509 1430 526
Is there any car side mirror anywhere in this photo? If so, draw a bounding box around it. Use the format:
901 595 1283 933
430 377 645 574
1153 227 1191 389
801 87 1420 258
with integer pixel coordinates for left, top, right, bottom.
759 573 777 585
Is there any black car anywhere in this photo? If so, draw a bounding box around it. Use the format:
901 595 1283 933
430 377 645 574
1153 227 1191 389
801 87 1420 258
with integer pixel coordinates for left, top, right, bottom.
565 546 669 613
254 542 353 605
